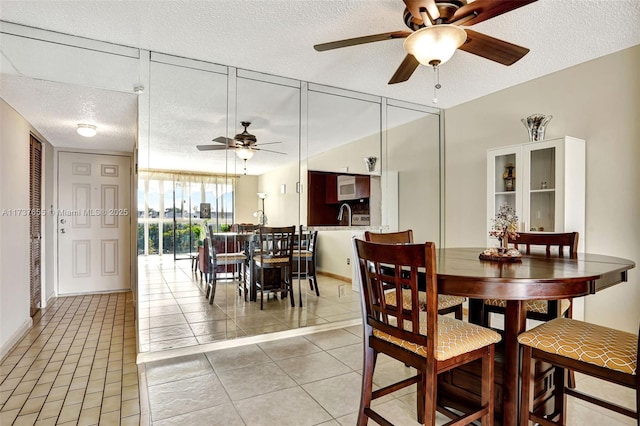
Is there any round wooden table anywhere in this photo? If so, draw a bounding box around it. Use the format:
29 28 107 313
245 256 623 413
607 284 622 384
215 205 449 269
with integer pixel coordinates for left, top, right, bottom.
435 247 636 426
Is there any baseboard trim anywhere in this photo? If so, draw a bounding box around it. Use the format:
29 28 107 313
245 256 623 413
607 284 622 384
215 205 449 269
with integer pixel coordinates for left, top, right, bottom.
1 318 33 360
136 317 362 364
317 271 351 283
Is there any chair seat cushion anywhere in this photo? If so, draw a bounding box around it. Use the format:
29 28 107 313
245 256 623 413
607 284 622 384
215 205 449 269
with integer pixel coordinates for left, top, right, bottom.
484 298 571 314
215 252 246 262
293 250 312 258
253 255 289 265
384 289 466 312
373 315 501 361
518 318 638 375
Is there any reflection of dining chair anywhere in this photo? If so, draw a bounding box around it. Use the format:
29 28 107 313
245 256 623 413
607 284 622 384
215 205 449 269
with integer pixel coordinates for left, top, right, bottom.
482 232 579 326
199 238 217 303
519 318 638 425
353 238 501 425
294 229 319 296
364 230 466 319
253 226 295 310
206 227 248 303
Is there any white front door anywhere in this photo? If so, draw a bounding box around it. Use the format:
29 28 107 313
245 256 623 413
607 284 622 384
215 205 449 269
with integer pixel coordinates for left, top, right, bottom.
57 152 131 295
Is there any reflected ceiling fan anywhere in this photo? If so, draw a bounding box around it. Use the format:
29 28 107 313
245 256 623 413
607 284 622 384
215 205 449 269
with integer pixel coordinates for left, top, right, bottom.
314 0 537 86
197 121 285 174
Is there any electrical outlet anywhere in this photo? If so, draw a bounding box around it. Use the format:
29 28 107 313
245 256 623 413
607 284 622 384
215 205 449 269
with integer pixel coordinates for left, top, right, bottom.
338 285 346 298
346 257 350 265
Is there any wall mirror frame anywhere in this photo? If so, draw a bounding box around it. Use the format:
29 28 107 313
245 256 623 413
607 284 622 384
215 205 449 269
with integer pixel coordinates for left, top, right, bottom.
0 21 443 357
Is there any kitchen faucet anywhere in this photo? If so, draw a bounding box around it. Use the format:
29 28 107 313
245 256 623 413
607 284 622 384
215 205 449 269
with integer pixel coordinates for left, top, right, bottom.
337 203 352 226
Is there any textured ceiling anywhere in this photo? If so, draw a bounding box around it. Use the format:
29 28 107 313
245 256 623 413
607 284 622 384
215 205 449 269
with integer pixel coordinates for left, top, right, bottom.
1 0 639 173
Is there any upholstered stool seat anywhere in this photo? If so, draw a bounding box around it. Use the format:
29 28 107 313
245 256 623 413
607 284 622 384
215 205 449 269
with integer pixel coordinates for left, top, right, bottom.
374 314 501 361
485 298 571 315
293 249 312 258
518 318 637 374
518 317 639 425
216 252 247 262
384 289 467 315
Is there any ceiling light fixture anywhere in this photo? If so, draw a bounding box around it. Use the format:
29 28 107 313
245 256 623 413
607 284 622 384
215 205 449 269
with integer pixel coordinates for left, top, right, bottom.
236 147 255 175
403 24 467 104
76 123 97 137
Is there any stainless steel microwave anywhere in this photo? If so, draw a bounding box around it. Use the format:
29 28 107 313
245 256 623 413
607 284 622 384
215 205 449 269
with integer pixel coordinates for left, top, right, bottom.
337 175 356 201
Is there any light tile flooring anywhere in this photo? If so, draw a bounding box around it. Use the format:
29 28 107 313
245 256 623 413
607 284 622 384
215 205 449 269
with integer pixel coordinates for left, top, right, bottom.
143 325 637 425
1 255 636 425
137 255 361 354
0 293 140 425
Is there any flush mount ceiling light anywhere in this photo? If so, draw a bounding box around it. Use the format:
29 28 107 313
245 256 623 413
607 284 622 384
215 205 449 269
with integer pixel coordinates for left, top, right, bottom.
76 123 97 137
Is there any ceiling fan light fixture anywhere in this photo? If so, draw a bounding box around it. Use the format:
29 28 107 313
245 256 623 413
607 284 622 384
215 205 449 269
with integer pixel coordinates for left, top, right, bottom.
236 147 255 160
76 123 97 137
403 24 467 66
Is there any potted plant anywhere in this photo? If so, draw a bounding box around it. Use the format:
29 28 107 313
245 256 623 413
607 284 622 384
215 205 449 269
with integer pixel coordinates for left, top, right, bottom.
192 224 204 247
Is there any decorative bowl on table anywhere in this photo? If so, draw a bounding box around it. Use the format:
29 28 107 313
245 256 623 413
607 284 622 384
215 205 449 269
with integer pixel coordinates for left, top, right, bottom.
479 247 522 262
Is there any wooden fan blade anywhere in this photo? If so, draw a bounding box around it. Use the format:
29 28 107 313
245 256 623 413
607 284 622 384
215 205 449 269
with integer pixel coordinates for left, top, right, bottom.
458 29 530 65
212 136 234 144
388 54 420 85
403 0 440 24
256 141 282 146
314 31 411 51
452 0 537 27
197 145 230 151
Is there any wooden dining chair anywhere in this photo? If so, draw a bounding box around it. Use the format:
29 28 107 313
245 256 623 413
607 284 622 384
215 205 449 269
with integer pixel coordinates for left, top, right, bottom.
353 238 501 425
364 230 466 319
206 226 249 302
482 232 579 327
518 318 639 425
253 226 296 310
293 229 320 296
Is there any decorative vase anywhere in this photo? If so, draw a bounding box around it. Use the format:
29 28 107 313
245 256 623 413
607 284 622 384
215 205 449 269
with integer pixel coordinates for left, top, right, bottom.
498 235 509 254
521 114 553 141
364 156 377 172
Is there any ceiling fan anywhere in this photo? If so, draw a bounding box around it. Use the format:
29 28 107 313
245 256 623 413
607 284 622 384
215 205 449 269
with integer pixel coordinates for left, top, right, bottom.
314 0 537 85
197 121 286 173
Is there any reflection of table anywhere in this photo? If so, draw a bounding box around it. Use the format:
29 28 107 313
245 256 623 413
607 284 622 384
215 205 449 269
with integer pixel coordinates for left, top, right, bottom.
435 248 635 426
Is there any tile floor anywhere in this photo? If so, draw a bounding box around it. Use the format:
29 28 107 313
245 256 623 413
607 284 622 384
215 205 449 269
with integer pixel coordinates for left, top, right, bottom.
143 325 637 425
1 255 636 425
137 255 361 354
0 292 140 425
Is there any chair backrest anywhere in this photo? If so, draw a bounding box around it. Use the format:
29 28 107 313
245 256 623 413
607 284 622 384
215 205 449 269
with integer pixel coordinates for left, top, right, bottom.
308 230 318 255
199 237 212 273
353 238 436 357
257 226 295 260
510 232 578 257
364 229 414 244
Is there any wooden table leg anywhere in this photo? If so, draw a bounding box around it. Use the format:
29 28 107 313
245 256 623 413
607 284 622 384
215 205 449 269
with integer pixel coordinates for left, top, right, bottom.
503 300 526 426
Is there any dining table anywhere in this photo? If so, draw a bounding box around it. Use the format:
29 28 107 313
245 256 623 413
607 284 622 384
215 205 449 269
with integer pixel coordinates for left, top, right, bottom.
434 247 636 426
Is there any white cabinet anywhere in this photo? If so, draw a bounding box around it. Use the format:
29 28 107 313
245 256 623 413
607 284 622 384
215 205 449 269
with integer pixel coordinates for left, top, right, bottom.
487 136 585 251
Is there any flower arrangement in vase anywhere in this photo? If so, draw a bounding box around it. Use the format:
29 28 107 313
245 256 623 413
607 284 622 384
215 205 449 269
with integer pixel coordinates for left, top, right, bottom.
489 204 520 253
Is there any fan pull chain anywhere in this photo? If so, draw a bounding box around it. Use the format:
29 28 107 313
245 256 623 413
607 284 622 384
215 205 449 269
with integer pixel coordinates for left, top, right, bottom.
432 64 441 104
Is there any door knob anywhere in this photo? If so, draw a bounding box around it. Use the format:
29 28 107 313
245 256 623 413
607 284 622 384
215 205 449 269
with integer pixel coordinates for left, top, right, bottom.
60 229 66 234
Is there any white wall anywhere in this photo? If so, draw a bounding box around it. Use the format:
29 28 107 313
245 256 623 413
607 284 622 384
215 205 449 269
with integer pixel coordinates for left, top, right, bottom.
444 45 640 333
234 174 259 224
1 100 34 356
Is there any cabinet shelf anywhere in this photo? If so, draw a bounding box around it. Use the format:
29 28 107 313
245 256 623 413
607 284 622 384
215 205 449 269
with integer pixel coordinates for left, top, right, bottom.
495 191 517 196
529 188 555 193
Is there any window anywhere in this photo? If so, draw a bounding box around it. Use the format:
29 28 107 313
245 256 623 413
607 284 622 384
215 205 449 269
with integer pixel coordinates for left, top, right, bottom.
137 170 235 256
